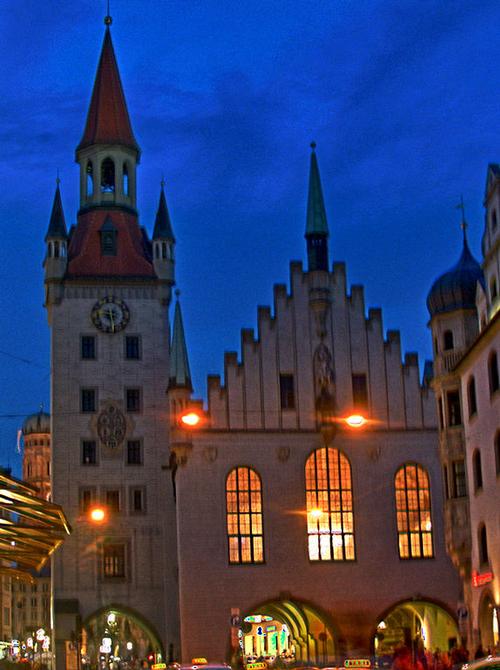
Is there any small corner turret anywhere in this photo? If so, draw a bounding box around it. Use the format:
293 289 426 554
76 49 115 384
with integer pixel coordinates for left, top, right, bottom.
153 181 176 284
44 180 68 287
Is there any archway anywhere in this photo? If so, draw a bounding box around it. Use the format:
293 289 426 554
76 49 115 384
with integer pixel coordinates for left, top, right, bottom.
81 605 165 669
373 600 459 664
478 590 499 650
240 598 338 666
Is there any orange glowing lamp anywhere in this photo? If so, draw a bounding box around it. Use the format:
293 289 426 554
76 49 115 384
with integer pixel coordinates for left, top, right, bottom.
88 507 106 523
345 414 367 428
309 508 323 519
179 410 204 428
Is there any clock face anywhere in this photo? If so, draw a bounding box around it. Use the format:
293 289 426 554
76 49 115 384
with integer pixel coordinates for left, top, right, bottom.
91 296 130 333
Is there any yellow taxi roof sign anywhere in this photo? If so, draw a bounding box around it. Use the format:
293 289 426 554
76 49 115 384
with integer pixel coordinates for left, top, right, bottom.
191 660 208 665
247 663 267 670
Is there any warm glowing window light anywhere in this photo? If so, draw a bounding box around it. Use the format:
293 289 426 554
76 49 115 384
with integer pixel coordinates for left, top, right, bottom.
309 508 323 519
305 447 355 561
345 414 367 428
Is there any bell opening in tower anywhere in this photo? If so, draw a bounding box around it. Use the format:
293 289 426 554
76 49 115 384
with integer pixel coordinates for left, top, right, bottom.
101 157 115 193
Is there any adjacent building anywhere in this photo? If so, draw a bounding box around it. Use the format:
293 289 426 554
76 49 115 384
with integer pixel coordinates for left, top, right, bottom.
427 166 500 651
171 147 461 662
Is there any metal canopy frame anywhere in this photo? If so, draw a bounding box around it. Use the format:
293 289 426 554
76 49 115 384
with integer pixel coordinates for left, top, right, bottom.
0 471 70 579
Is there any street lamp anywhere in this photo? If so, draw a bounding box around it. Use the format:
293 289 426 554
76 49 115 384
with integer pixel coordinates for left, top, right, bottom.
178 409 205 428
344 414 367 428
88 506 107 524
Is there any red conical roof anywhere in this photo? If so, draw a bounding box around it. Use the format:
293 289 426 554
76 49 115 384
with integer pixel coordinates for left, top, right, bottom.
76 27 140 155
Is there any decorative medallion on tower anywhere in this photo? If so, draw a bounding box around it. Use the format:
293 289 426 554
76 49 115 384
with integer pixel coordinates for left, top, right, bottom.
96 403 127 450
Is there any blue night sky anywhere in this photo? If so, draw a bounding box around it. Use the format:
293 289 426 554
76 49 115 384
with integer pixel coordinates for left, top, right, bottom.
0 0 498 473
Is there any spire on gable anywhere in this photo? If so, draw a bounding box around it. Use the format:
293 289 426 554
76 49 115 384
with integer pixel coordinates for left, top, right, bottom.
76 25 139 156
153 181 175 241
45 181 67 241
305 142 329 271
169 294 192 391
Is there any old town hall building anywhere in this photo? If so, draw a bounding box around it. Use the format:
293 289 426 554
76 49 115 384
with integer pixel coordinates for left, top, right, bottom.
40 15 500 670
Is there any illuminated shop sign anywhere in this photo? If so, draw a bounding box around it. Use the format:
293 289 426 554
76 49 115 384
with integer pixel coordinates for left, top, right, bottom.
344 661 371 668
472 570 493 587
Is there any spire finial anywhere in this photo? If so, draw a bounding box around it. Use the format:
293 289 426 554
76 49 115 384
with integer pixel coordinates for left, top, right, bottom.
175 289 181 299
161 175 165 189
56 169 60 186
104 0 112 25
310 141 317 151
455 195 468 243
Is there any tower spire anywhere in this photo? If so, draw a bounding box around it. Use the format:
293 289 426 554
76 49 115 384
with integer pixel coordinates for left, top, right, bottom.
45 180 67 241
153 181 175 241
76 25 138 155
305 142 329 271
169 292 192 391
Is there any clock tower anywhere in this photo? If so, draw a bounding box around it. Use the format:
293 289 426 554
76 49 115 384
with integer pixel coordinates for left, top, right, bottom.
44 18 178 669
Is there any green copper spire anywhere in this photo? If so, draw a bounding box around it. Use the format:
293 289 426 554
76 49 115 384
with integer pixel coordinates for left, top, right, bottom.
45 180 68 241
305 142 329 271
169 293 192 391
306 142 329 236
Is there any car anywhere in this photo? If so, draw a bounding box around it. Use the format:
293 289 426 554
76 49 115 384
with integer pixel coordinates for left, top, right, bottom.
462 657 500 670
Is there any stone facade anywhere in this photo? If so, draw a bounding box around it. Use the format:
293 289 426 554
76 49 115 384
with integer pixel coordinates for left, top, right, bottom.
173 191 460 661
428 164 500 650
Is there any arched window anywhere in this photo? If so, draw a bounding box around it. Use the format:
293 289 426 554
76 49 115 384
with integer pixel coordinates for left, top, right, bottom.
395 463 433 559
478 523 488 565
226 467 264 564
488 351 499 395
27 462 32 478
443 330 454 351
162 242 167 259
101 158 115 193
123 163 129 196
305 447 355 561
473 449 483 492
492 210 498 231
48 242 53 258
54 241 60 258
86 161 94 196
467 376 477 417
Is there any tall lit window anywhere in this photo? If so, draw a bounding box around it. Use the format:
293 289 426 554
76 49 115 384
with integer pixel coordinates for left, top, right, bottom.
226 467 264 564
305 448 355 561
395 463 433 559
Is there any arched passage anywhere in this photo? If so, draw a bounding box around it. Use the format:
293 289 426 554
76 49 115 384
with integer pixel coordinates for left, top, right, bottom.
81 604 165 669
478 590 499 650
373 600 459 662
240 598 338 666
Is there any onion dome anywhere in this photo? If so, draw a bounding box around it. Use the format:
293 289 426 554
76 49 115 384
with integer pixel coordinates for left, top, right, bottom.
22 411 50 436
427 238 484 317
